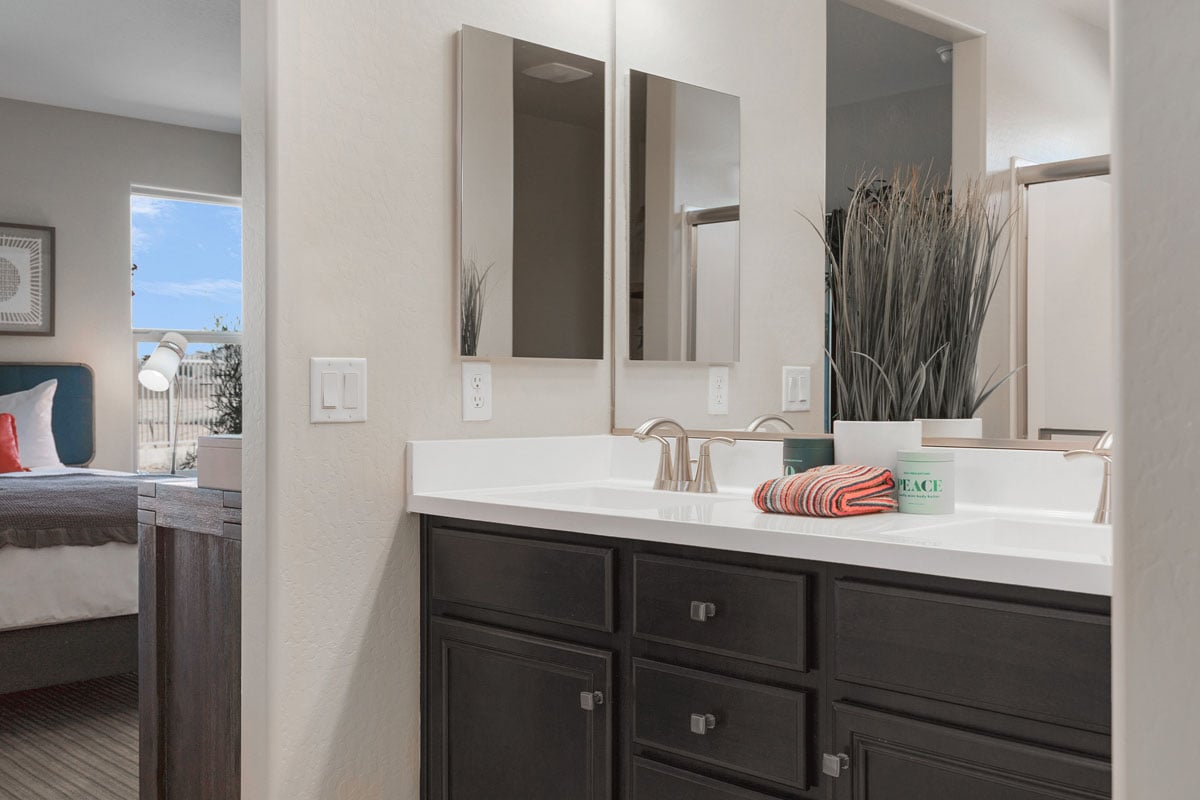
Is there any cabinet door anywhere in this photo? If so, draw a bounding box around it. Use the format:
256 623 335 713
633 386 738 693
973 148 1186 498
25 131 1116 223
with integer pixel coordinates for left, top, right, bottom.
831 704 1110 800
428 618 612 800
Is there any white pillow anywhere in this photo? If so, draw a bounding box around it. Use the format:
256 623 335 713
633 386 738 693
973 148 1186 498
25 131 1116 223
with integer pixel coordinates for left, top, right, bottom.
0 379 64 468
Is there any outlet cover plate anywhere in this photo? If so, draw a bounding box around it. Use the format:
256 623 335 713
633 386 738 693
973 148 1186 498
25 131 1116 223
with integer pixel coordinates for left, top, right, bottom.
462 362 493 421
708 366 730 415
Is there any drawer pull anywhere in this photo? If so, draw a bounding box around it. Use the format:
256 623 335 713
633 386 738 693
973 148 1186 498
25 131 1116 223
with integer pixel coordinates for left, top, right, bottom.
579 691 604 711
822 752 850 778
689 601 718 622
689 712 717 735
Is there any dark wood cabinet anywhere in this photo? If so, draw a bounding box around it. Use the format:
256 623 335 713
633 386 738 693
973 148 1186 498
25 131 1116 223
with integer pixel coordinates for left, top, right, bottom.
421 517 1112 800
831 703 1110 799
138 481 241 800
428 618 612 800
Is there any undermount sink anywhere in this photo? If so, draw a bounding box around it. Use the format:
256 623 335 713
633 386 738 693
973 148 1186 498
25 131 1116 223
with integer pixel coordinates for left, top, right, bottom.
487 484 740 511
921 516 1111 564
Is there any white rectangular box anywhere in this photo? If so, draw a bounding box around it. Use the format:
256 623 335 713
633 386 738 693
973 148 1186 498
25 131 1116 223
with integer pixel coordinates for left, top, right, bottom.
197 434 242 491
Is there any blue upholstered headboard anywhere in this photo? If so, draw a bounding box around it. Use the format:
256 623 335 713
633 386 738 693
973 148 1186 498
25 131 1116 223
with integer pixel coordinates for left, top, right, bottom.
0 363 95 466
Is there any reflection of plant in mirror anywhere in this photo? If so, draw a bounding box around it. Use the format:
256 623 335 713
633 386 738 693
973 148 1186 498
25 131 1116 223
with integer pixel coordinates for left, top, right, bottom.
811 168 1019 422
460 252 494 357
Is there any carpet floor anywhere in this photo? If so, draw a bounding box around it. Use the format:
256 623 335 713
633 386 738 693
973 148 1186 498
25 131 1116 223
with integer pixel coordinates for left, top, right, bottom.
0 674 137 799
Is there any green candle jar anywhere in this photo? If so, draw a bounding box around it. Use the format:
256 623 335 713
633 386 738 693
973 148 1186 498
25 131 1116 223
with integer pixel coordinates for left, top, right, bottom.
782 437 835 476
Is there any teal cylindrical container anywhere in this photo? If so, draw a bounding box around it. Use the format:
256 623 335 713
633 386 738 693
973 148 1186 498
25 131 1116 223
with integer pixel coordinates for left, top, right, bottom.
896 450 956 514
782 437 835 476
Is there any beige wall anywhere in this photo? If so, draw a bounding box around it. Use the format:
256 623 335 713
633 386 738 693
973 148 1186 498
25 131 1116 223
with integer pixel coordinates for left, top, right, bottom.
0 98 240 469
1113 1 1200 796
254 0 611 796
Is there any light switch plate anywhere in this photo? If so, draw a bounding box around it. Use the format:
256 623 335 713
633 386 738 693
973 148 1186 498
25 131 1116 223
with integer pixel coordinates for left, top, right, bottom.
462 362 493 421
708 366 730 415
310 357 368 423
781 365 810 412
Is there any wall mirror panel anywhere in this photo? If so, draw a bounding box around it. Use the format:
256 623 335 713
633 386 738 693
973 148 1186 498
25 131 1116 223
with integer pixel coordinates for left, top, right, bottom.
612 0 826 434
628 71 740 363
459 25 605 359
612 0 1113 447
1015 157 1113 444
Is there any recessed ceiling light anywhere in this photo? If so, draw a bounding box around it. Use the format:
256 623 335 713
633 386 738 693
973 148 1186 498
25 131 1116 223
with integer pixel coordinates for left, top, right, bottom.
522 62 593 84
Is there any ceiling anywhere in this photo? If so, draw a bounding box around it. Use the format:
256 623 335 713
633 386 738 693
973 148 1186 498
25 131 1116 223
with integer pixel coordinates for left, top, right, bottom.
513 39 605 131
0 0 240 133
827 0 953 109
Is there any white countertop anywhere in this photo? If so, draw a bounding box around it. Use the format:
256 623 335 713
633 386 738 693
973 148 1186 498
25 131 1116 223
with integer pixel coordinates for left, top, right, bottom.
407 436 1112 596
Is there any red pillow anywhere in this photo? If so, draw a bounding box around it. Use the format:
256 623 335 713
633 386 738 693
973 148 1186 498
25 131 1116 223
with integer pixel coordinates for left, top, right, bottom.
0 413 29 473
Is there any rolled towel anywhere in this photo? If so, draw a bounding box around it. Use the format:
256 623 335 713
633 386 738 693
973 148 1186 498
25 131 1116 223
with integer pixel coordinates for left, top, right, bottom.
753 464 898 517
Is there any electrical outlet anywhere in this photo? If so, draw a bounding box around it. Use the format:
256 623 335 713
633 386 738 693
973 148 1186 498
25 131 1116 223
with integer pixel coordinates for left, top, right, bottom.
708 366 730 415
462 362 493 421
782 366 811 412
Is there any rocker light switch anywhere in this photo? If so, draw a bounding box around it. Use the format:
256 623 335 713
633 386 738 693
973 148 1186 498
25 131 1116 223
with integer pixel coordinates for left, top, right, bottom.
781 366 811 412
320 372 339 408
310 358 368 423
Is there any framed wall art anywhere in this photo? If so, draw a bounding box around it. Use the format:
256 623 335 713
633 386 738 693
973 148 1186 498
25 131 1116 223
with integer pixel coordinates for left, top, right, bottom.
0 223 55 336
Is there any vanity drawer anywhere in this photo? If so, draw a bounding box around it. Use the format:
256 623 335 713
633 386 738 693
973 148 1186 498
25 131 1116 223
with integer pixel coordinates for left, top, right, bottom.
834 579 1111 730
633 758 788 800
633 554 809 670
633 659 810 789
430 527 614 632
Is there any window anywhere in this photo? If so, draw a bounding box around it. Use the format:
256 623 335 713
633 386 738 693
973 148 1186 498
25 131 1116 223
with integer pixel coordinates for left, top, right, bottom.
131 190 242 473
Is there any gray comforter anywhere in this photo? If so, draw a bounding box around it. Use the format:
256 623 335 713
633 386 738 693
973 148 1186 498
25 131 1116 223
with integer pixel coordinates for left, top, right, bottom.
0 474 140 549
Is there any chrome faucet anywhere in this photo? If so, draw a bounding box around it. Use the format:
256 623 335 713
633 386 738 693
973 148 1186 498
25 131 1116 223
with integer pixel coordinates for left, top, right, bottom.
1063 430 1114 524
634 417 693 491
746 414 795 432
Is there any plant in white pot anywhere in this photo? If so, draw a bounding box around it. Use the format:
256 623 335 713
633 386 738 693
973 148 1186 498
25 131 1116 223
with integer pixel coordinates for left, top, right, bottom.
814 169 1018 469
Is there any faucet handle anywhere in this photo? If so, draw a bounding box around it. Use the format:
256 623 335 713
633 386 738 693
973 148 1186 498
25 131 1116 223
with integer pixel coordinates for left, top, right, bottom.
688 437 735 494
699 437 735 455
636 434 675 491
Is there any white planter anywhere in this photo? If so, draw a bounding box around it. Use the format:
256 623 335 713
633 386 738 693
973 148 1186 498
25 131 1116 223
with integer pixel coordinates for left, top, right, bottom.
918 417 984 439
833 420 923 472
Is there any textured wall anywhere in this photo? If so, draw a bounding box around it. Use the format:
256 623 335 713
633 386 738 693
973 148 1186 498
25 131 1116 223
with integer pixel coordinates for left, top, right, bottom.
0 98 240 469
257 1 612 797
1112 1 1200 796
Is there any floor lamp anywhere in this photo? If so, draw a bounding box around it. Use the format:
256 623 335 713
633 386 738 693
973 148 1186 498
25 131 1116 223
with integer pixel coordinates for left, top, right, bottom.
138 332 188 474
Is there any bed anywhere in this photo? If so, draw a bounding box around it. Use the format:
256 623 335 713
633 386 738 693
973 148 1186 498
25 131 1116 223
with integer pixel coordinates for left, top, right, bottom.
0 363 140 695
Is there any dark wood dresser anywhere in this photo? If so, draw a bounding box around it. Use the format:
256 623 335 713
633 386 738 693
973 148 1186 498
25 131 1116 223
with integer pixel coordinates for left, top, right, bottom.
138 480 241 800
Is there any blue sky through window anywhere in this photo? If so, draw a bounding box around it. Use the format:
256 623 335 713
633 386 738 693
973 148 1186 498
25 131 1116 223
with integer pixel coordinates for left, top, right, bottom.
131 195 242 342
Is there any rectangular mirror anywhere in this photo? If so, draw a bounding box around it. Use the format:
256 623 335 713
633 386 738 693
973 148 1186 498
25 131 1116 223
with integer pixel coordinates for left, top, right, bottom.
612 0 1112 448
628 71 740 362
459 25 605 359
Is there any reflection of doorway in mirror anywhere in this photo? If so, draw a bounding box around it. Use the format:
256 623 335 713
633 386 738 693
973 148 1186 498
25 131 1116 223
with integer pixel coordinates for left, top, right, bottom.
1026 175 1114 442
629 70 740 362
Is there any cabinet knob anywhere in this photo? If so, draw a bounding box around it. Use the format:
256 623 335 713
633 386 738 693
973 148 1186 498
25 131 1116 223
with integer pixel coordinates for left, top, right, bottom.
689 713 717 735
822 752 850 778
579 691 604 711
689 601 717 622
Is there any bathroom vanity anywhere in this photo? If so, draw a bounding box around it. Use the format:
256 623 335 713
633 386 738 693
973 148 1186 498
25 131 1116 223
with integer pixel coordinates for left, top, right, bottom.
411 436 1112 800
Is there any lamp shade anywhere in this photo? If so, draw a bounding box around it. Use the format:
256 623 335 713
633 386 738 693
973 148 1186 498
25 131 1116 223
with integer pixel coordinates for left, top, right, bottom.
138 332 189 392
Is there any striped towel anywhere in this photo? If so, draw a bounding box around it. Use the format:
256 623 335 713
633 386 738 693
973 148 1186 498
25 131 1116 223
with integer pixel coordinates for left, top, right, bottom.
753 464 898 517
